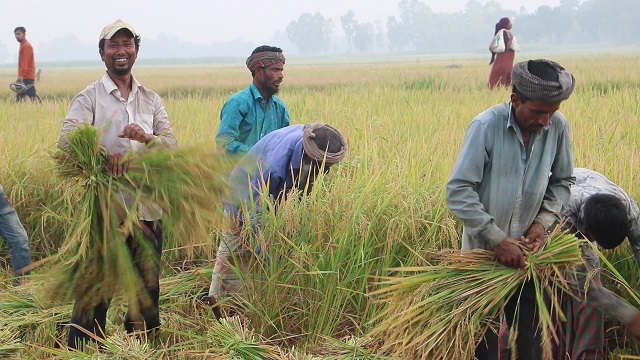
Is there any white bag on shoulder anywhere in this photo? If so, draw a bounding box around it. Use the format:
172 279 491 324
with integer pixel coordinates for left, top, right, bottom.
509 35 520 51
489 29 506 53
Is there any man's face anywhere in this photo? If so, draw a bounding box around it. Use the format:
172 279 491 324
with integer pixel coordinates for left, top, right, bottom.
298 158 333 194
101 30 137 76
511 93 561 134
14 30 25 43
255 62 284 95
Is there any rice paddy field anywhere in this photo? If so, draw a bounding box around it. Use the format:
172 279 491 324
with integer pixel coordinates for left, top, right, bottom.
1 51 639 359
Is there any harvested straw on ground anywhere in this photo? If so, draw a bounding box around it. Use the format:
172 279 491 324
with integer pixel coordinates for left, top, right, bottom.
40 125 233 306
369 231 584 360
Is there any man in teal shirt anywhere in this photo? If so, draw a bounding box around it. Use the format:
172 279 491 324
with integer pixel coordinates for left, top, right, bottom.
215 46 290 154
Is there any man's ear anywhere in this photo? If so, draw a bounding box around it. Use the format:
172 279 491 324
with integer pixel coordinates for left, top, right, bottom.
254 66 264 78
510 92 521 106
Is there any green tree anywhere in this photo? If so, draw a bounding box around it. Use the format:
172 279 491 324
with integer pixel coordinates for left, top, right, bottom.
353 23 374 52
286 12 334 54
341 11 357 52
576 0 640 45
386 16 410 51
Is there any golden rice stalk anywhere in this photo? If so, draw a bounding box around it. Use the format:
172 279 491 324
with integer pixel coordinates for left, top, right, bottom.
369 231 584 360
39 125 233 306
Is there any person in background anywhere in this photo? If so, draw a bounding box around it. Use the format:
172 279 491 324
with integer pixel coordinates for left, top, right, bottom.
488 17 519 89
554 167 640 359
14 26 41 102
0 184 32 285
207 123 347 310
446 59 576 360
58 18 177 349
215 45 289 155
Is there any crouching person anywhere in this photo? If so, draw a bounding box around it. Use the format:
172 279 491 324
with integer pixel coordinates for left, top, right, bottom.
207 123 347 309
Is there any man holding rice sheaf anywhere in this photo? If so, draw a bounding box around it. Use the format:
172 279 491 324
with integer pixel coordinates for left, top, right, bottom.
446 59 576 360
215 45 290 155
207 123 347 309
58 19 177 349
555 167 640 359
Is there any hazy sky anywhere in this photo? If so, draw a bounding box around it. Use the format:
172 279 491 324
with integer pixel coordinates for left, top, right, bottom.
1 0 560 61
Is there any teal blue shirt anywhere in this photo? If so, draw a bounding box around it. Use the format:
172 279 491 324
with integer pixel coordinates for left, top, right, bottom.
215 83 290 154
446 102 575 250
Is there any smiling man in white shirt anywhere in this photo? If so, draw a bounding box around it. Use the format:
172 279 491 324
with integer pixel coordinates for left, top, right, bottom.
58 18 177 350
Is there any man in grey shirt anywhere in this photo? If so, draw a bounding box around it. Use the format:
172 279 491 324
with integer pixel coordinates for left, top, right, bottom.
555 168 640 359
446 59 576 360
59 19 177 350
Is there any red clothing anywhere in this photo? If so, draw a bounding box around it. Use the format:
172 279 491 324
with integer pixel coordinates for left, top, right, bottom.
488 30 515 89
18 39 36 80
554 294 605 360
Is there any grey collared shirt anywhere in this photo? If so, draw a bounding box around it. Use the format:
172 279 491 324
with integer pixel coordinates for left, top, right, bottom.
446 102 575 250
59 73 178 220
563 167 640 267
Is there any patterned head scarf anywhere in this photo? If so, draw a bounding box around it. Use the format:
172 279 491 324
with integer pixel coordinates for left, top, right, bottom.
302 123 347 165
246 51 286 71
512 59 576 103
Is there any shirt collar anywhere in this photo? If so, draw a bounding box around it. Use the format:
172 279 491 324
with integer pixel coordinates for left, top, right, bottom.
505 101 551 132
506 102 517 130
101 72 141 98
249 82 264 101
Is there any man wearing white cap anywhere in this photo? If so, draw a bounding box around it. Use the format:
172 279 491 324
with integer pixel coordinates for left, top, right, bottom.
59 19 177 349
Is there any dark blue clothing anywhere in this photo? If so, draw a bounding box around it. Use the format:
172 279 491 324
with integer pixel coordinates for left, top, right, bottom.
16 79 40 103
0 184 31 278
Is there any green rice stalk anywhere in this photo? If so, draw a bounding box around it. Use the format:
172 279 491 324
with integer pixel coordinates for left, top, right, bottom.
206 316 282 359
368 231 585 360
39 125 232 307
0 326 23 355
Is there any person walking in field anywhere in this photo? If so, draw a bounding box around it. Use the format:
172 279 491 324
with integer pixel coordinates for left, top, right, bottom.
0 184 32 285
207 123 347 310
58 18 177 349
215 45 289 155
446 59 576 360
488 17 519 89
554 167 640 359
13 26 41 102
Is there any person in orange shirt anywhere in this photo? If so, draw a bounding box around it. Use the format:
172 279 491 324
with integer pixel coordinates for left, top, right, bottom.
14 26 41 102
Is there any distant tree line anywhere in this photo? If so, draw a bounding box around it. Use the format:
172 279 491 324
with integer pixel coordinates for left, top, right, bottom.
286 0 640 54
0 0 636 63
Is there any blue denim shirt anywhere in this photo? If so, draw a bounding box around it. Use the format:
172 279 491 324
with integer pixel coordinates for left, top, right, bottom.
446 102 575 250
215 83 290 154
225 124 305 218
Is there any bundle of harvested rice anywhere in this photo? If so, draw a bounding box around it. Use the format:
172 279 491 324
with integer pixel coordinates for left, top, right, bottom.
369 231 585 360
40 125 233 306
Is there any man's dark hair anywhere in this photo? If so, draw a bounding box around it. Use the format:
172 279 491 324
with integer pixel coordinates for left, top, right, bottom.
512 60 561 103
312 127 343 154
251 45 283 55
582 193 628 249
98 29 141 54
14 26 26 33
